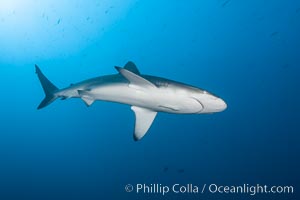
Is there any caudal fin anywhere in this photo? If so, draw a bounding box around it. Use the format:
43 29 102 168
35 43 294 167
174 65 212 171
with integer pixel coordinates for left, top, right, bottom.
35 65 59 109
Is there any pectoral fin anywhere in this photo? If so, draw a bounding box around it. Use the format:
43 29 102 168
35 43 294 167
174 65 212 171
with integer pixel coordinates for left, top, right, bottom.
115 66 157 90
131 106 157 141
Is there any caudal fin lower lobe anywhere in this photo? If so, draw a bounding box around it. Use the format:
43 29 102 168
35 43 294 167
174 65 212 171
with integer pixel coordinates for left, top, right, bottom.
35 65 59 109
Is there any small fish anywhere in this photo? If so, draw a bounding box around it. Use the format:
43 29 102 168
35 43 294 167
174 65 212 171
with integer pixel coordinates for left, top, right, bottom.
86 17 90 21
57 19 61 25
177 169 185 174
270 31 279 37
105 6 114 14
163 167 169 172
221 0 231 8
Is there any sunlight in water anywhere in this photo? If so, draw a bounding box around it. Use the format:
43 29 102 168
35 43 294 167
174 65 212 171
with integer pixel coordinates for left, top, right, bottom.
0 0 25 11
0 0 135 63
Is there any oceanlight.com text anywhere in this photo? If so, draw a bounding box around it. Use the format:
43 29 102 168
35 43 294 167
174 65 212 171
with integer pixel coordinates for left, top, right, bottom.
124 183 294 196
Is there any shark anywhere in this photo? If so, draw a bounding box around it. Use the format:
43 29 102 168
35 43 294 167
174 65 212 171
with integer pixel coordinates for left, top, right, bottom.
35 61 227 141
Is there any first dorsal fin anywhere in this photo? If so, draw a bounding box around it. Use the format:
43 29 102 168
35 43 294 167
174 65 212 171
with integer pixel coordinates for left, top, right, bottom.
124 61 140 75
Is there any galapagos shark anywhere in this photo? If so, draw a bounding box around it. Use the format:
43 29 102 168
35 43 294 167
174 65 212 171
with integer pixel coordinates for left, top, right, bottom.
36 61 227 141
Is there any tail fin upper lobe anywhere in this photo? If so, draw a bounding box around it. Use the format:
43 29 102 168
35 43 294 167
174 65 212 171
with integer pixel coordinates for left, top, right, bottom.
35 65 59 109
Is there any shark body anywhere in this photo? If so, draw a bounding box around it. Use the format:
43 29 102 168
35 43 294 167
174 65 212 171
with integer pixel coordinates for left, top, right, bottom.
36 61 227 141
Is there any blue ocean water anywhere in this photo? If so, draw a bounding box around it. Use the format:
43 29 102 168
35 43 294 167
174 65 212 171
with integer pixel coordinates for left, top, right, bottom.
0 0 299 199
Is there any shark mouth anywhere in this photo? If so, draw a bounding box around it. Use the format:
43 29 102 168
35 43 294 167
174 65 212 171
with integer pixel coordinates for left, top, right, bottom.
191 97 205 113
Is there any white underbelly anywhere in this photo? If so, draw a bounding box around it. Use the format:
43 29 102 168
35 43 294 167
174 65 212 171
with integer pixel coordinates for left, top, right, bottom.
90 85 203 114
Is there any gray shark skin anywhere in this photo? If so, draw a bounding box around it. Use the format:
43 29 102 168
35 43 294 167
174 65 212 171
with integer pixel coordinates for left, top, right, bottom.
36 61 227 141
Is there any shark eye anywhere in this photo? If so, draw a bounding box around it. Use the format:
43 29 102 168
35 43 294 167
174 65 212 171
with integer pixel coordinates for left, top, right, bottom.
155 81 168 87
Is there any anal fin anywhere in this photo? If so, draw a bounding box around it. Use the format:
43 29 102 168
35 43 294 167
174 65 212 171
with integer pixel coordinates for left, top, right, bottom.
78 90 95 107
81 96 94 107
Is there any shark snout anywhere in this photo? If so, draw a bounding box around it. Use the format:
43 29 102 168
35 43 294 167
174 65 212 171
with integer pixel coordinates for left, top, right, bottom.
215 97 227 112
195 93 227 113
